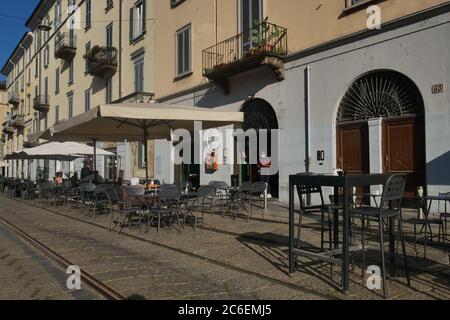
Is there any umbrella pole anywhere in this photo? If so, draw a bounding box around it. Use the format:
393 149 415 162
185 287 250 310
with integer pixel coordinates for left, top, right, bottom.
93 139 97 173
144 130 149 182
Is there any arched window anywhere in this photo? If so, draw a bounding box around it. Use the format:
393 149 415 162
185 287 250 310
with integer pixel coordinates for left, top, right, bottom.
337 70 424 123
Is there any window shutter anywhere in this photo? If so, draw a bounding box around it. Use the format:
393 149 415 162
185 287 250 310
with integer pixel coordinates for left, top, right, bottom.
139 62 144 91
142 0 147 33
129 7 134 42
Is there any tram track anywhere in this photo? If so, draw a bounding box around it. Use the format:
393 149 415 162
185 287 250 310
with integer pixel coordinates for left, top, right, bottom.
0 215 125 300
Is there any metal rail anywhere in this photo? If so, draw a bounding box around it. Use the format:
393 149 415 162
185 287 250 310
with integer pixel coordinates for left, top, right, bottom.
0 216 125 301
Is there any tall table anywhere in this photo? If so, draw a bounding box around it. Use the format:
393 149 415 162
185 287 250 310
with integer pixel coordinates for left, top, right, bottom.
288 173 392 293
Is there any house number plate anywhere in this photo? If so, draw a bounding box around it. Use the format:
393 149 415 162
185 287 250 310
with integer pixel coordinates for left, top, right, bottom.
431 83 444 94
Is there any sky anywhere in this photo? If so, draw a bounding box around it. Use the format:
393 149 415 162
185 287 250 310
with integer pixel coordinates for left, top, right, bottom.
0 0 39 80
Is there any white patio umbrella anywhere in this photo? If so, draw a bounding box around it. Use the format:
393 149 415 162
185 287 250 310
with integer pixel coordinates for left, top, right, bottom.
5 142 114 160
45 102 244 180
4 142 115 179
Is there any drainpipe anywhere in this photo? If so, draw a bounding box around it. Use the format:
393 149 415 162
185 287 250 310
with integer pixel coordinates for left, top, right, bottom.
305 65 312 205
305 65 311 174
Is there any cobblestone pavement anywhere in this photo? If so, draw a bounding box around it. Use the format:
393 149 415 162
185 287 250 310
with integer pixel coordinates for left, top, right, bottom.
1 195 449 300
0 219 102 300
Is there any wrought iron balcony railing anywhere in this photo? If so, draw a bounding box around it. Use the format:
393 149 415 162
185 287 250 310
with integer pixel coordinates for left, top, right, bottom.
202 22 287 80
84 46 118 78
55 32 77 60
8 91 20 106
33 95 50 113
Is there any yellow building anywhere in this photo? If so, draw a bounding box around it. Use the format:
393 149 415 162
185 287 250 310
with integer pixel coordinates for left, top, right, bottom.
2 0 449 200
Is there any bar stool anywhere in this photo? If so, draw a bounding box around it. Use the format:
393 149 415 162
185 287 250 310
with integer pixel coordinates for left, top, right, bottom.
296 185 340 252
349 174 410 299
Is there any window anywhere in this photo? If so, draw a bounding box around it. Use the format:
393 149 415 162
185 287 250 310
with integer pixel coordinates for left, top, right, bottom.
106 23 113 47
105 79 112 103
106 0 113 9
44 77 48 101
44 45 50 68
55 68 60 94
85 0 92 29
345 0 377 9
130 0 146 41
170 0 185 8
55 105 60 124
27 95 31 114
68 61 74 84
35 54 39 78
55 1 62 28
176 25 191 77
241 0 262 50
68 93 74 118
84 89 91 111
133 55 144 92
85 42 91 71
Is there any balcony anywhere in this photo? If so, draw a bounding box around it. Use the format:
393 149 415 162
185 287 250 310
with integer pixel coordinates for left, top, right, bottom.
2 121 15 135
12 114 25 131
55 32 77 60
84 46 118 78
33 95 50 113
202 21 288 94
8 91 20 106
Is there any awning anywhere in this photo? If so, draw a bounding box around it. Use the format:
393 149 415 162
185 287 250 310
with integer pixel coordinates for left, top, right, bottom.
4 142 115 160
48 102 244 142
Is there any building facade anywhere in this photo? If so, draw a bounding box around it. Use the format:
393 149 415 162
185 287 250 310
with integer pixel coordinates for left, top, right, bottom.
153 0 450 202
1 0 156 180
2 0 449 203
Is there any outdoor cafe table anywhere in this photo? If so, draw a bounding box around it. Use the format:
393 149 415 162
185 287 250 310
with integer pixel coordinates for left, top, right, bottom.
416 194 450 258
288 173 392 293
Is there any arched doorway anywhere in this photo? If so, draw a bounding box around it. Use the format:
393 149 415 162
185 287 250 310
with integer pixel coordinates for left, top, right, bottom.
337 70 426 199
240 98 279 198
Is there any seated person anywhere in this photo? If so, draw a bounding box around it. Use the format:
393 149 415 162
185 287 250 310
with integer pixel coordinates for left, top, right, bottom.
70 172 79 188
93 171 105 185
55 172 63 185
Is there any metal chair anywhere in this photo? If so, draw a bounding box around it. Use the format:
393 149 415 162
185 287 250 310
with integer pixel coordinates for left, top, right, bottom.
146 186 183 235
438 192 450 242
91 185 114 219
296 185 336 252
185 186 216 228
209 181 231 216
80 183 96 213
247 182 267 218
349 174 410 299
112 185 146 234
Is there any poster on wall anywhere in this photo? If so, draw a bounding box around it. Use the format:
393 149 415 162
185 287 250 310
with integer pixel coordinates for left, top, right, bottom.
205 151 218 174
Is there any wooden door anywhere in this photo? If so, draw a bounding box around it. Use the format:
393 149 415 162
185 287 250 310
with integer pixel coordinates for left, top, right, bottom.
383 117 426 199
337 123 370 203
337 123 370 175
